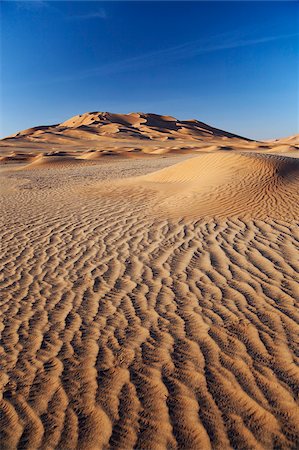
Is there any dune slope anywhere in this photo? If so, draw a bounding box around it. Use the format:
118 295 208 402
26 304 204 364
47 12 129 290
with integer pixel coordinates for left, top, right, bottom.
134 152 299 219
2 112 248 143
0 111 253 160
1 112 298 162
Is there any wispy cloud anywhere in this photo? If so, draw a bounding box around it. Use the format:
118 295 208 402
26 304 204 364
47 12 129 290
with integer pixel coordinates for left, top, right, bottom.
15 1 50 11
49 30 297 83
7 28 298 87
15 2 107 20
67 9 107 20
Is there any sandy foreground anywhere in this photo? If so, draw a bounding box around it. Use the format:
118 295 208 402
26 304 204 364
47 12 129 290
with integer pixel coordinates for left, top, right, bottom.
1 151 299 449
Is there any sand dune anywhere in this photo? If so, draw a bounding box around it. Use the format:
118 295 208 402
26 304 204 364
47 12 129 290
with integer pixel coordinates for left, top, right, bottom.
2 111 248 144
1 151 298 449
273 134 299 145
0 111 251 159
1 113 297 164
134 152 299 219
23 154 96 170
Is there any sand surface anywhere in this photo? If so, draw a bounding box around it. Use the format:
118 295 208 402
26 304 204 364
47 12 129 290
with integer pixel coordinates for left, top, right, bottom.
1 150 299 449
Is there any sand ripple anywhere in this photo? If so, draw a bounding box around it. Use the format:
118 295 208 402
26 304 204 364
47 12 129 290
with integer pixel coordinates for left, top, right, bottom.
1 154 299 449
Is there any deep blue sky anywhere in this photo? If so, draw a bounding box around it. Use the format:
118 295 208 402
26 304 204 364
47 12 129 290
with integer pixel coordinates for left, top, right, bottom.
1 1 298 139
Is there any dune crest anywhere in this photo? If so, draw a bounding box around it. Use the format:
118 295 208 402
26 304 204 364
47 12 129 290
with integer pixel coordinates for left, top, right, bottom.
1 112 298 162
126 152 299 219
0 111 251 159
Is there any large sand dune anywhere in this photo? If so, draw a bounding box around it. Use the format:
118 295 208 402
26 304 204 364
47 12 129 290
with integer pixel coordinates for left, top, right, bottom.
3 112 248 143
1 149 299 449
1 112 297 164
0 111 252 162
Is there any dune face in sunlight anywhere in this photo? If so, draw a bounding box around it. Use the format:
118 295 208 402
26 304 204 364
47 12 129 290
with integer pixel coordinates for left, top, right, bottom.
1 112 298 165
3 111 248 143
134 152 299 219
1 143 299 448
0 111 253 164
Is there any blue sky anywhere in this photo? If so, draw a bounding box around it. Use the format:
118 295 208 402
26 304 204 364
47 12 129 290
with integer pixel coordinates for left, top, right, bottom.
1 1 298 139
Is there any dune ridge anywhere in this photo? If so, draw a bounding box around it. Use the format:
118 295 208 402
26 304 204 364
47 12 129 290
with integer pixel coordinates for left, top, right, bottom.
1 152 299 449
0 112 253 163
1 112 297 165
3 111 248 143
103 152 299 220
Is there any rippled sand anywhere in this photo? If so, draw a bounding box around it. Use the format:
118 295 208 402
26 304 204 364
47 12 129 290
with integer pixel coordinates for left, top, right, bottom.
1 153 299 449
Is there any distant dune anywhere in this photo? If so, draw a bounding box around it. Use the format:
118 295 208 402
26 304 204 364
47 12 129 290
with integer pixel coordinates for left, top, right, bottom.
1 112 298 165
2 111 249 143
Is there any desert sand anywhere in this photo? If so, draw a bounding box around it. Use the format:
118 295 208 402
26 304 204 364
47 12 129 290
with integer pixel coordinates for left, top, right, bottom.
1 112 298 163
1 114 299 449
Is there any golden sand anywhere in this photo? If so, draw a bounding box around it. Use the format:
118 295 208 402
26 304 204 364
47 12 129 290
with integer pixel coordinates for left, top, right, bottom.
1 122 299 449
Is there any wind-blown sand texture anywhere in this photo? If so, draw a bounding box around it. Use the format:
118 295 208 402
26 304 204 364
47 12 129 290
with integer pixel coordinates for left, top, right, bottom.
1 145 299 448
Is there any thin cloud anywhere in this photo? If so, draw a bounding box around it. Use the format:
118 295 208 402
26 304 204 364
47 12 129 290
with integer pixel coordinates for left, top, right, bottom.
15 1 50 10
15 2 107 20
8 29 298 87
67 9 107 20
52 30 297 82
